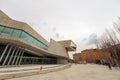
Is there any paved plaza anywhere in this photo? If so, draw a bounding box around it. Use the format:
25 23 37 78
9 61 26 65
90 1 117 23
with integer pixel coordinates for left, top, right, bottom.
8 64 120 80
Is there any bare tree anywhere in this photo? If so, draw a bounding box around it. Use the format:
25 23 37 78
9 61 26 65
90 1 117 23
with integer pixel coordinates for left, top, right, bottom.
113 17 120 34
96 17 120 67
112 17 120 66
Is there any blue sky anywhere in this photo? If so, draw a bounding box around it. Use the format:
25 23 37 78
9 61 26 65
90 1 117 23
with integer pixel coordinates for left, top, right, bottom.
0 0 120 58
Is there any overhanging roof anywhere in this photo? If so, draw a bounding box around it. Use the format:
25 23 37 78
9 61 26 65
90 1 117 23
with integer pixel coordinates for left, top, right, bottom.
58 40 77 51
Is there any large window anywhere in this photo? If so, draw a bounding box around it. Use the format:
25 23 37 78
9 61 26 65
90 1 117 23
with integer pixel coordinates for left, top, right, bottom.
0 25 48 50
12 29 22 37
1 27 13 36
20 31 48 50
0 26 4 34
20 31 29 41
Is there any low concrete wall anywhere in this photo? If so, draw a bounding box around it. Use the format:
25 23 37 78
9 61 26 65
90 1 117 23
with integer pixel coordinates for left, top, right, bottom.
0 64 71 80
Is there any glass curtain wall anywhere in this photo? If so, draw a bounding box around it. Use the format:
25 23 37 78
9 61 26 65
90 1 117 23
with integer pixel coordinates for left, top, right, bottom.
21 57 57 64
0 25 48 50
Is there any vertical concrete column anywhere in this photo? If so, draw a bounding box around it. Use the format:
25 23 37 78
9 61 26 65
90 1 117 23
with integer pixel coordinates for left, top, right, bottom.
15 48 22 66
18 49 24 66
7 46 17 66
2 45 13 66
0 44 9 63
11 47 20 66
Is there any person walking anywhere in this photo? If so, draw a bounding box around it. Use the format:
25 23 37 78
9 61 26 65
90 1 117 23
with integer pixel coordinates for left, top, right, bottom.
107 62 112 70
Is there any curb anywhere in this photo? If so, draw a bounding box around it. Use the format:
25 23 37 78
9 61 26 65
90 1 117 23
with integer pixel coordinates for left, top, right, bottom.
0 64 71 80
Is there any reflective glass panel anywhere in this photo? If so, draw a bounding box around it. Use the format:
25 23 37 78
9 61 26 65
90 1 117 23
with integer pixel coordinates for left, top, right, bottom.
0 26 4 34
12 29 22 37
1 27 13 36
20 31 29 41
0 25 48 50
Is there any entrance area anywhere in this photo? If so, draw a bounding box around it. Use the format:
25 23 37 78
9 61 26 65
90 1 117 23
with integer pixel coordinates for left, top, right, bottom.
0 43 57 67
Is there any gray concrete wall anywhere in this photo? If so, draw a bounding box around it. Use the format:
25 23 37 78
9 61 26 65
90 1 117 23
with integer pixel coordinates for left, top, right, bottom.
48 39 69 58
57 58 68 64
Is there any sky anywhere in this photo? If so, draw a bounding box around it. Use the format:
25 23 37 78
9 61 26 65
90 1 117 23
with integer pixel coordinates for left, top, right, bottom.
0 0 120 59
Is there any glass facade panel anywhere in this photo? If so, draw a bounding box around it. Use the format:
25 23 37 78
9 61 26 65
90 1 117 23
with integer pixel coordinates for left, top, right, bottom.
0 26 4 34
27 35 33 43
20 31 48 50
12 29 22 37
20 31 29 41
1 27 13 36
0 25 48 50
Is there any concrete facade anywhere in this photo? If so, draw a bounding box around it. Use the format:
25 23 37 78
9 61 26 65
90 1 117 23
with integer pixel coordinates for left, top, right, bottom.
48 39 69 58
0 10 76 67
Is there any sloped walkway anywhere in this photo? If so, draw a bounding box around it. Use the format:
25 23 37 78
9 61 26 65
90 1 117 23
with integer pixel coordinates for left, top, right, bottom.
8 64 120 80
0 64 60 73
0 64 71 80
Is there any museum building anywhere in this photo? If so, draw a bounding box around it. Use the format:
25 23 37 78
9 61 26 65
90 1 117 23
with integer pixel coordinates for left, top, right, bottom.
0 10 76 67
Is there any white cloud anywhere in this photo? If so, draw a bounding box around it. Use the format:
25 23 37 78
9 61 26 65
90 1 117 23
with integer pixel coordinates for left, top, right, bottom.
0 0 120 59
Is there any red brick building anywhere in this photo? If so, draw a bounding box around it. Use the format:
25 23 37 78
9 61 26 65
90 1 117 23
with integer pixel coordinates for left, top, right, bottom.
73 53 82 63
73 49 114 64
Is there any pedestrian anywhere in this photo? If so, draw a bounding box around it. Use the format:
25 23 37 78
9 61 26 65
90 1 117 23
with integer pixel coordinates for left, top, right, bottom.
107 62 112 70
40 65 42 70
